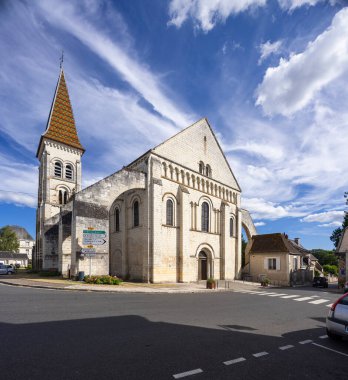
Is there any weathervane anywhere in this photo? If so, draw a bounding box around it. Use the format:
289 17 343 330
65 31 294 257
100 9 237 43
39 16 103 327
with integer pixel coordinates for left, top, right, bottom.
59 50 64 69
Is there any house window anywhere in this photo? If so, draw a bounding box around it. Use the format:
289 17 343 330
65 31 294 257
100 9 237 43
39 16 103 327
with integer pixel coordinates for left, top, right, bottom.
54 162 62 177
65 164 73 180
268 258 277 270
133 201 139 227
166 199 174 226
58 189 68 205
201 202 209 232
230 218 234 237
115 208 120 232
293 257 298 271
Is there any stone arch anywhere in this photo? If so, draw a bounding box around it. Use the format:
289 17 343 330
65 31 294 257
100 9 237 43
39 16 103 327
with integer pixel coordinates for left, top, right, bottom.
195 243 215 280
162 162 167 177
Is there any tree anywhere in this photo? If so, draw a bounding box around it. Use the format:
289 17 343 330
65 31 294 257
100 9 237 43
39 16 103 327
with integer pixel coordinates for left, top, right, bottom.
330 192 348 248
311 249 338 266
0 226 19 252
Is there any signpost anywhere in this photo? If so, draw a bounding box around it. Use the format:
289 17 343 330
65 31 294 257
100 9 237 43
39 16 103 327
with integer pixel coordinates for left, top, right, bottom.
82 228 107 276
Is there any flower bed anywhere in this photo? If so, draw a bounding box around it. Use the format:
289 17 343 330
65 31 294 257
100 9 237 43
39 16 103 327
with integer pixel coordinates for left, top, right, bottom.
83 275 122 285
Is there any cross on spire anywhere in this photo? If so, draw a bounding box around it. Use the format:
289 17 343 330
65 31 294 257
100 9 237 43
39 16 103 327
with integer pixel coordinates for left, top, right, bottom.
59 50 64 69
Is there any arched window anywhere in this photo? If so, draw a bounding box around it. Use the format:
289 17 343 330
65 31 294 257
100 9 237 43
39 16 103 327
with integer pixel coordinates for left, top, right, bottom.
199 161 204 174
206 164 211 178
54 162 62 177
115 208 120 232
133 201 139 227
230 218 234 237
166 199 174 226
58 188 68 205
65 164 73 180
201 202 209 232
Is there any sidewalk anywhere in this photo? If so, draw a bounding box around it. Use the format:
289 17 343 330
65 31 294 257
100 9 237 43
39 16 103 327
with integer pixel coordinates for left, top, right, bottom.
0 274 262 294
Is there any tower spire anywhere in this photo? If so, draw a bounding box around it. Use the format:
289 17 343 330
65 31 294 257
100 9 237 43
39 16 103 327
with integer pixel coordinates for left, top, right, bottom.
36 68 85 157
59 50 64 69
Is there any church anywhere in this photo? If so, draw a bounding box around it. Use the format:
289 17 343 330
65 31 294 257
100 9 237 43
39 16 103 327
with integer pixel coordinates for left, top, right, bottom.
34 69 256 282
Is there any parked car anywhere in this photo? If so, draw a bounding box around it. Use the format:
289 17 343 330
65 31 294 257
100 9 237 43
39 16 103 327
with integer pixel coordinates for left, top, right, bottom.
0 264 15 275
312 276 328 288
326 292 348 340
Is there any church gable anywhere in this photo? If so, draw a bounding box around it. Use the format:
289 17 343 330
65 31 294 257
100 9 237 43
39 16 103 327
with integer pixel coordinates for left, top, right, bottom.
152 118 240 191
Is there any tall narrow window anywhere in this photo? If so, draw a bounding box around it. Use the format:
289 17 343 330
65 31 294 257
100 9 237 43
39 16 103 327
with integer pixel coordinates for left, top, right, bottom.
199 161 204 174
133 201 139 227
230 218 234 237
65 164 73 180
206 164 211 178
54 162 62 177
201 202 209 232
166 199 174 226
58 189 68 205
115 208 120 232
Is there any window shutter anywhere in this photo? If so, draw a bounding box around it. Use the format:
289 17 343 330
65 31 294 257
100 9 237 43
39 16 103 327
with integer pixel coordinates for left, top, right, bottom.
264 258 268 270
276 258 280 270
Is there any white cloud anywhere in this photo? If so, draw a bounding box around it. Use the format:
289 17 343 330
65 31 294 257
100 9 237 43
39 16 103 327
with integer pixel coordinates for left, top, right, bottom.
0 154 37 208
258 40 282 64
168 0 267 32
301 210 345 223
254 221 265 226
256 8 348 116
318 221 342 227
278 0 336 11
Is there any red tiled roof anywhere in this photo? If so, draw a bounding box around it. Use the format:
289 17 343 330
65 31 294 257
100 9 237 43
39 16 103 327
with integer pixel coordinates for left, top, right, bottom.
37 70 84 155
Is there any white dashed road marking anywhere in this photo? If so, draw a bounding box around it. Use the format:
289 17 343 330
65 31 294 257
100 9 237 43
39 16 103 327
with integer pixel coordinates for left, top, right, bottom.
173 369 203 379
280 295 299 298
299 340 313 344
309 299 330 305
253 351 269 358
223 357 246 366
326 304 333 308
312 343 348 357
266 293 288 297
319 335 328 339
293 297 314 302
279 345 294 350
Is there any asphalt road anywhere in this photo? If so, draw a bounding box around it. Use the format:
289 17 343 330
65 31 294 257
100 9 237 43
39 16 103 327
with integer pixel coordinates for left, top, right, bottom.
0 284 347 379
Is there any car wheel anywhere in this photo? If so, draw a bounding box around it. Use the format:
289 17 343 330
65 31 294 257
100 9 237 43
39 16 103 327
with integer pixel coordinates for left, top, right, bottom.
326 328 341 340
7 271 13 275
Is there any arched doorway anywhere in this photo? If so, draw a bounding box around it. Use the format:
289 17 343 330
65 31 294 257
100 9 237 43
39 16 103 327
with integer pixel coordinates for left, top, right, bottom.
198 251 208 280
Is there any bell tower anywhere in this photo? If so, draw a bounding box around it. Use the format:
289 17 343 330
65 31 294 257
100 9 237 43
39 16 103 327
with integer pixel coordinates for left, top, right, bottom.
35 68 85 269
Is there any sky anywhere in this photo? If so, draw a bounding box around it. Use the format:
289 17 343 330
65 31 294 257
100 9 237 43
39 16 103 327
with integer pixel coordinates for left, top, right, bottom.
0 0 347 249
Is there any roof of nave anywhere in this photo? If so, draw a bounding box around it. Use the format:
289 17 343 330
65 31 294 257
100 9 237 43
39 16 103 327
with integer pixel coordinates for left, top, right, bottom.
37 69 84 156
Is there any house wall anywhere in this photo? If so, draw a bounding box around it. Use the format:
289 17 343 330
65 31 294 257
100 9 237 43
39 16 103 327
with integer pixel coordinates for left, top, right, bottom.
249 253 290 285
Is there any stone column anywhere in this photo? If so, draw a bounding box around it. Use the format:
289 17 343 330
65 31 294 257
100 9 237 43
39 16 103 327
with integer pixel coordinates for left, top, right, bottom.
179 186 190 282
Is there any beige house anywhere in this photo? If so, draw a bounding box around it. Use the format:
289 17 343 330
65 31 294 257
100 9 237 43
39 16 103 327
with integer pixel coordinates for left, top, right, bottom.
9 226 35 261
245 233 318 286
33 69 256 282
0 252 29 267
336 226 348 283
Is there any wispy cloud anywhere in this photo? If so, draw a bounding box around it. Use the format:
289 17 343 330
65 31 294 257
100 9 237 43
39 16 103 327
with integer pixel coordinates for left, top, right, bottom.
301 210 345 223
258 40 283 64
278 0 336 11
168 0 267 32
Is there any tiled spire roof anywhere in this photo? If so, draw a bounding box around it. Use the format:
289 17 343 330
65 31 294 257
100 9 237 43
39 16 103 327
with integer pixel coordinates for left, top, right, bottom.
37 69 84 156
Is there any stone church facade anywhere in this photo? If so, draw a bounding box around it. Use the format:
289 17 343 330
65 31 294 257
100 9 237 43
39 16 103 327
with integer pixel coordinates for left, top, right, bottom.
34 69 256 282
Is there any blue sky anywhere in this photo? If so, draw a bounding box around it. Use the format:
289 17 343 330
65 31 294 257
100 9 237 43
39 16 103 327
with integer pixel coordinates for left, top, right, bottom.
0 0 347 249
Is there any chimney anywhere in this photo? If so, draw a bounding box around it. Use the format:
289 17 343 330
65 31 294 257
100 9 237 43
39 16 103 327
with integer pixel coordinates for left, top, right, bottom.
294 238 300 245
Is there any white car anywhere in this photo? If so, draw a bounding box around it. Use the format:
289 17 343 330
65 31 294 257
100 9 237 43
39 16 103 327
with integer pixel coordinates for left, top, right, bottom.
326 292 348 340
0 264 15 275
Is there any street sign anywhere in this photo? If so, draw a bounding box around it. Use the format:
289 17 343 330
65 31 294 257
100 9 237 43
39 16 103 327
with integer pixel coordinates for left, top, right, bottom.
83 230 106 237
81 248 96 254
82 230 107 245
82 237 107 245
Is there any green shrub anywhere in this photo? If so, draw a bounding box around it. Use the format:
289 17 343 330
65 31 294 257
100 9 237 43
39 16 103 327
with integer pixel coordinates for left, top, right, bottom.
83 275 122 285
323 264 338 276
